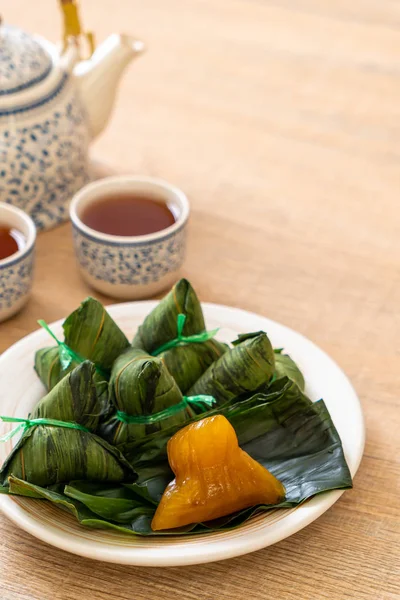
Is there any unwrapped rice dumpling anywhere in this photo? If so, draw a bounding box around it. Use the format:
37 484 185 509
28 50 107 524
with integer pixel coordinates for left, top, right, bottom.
151 415 285 530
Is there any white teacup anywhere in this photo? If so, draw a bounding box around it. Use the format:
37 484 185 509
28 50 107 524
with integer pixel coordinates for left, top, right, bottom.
70 176 190 300
0 203 36 323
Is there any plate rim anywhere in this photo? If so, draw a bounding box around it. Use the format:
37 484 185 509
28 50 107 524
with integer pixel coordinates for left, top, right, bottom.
0 301 365 566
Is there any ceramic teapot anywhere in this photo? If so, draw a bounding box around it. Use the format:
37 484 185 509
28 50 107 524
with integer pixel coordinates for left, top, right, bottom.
0 7 144 230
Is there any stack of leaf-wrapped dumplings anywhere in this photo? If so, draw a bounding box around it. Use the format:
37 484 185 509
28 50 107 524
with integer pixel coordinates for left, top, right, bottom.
0 279 352 535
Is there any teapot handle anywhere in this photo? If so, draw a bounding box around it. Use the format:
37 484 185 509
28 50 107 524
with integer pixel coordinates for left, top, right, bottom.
59 0 95 59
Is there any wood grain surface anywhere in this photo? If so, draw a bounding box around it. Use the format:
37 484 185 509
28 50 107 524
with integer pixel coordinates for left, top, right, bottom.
1 0 400 598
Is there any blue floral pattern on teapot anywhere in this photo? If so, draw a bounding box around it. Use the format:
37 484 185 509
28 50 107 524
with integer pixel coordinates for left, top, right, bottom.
0 79 91 230
0 24 144 230
0 25 52 95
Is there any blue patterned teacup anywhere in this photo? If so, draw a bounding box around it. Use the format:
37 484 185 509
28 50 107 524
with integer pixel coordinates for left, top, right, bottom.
70 176 190 299
0 202 36 322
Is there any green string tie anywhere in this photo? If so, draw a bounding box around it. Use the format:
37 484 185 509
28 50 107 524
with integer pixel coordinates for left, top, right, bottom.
38 320 108 378
0 416 90 443
151 314 219 357
116 395 216 425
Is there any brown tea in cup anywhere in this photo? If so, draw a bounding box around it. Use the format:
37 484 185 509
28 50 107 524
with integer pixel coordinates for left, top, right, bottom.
0 226 26 260
80 193 176 236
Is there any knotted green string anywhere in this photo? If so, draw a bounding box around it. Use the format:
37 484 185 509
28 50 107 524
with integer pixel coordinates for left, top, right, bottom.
151 314 219 357
116 395 216 425
0 416 90 443
38 320 108 378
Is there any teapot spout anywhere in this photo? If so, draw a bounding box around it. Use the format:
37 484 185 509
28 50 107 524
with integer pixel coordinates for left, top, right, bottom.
74 34 145 139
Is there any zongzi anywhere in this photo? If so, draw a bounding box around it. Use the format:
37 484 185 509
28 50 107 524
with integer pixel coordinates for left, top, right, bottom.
274 351 305 391
100 348 190 445
34 297 130 391
31 361 109 431
188 332 275 404
0 424 134 488
34 345 74 391
151 415 285 530
63 297 129 371
131 279 229 392
132 279 205 353
158 339 228 393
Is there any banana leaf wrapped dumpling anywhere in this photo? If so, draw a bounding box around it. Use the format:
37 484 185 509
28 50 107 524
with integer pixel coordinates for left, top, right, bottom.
188 332 275 404
131 278 228 392
158 339 228 394
35 346 72 391
100 348 191 445
34 297 130 391
63 297 130 371
0 425 135 488
31 361 110 431
274 351 305 391
132 279 205 353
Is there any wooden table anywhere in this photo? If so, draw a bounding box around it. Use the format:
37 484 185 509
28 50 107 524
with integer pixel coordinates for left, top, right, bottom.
1 0 399 598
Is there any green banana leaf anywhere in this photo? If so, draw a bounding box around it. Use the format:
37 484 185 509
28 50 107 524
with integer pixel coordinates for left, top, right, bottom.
0 426 135 487
64 481 153 523
187 332 275 404
158 339 229 394
34 297 130 390
131 278 206 353
123 464 173 505
99 348 189 444
5 476 155 534
34 346 75 391
31 361 109 431
274 350 305 391
5 476 191 536
0 479 43 498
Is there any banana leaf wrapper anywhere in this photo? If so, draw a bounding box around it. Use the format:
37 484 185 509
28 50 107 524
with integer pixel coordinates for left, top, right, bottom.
99 348 189 445
131 279 206 353
63 297 130 371
187 332 275 404
274 350 305 391
34 346 76 391
31 361 110 431
34 297 130 390
0 425 135 488
3 377 352 535
158 339 228 393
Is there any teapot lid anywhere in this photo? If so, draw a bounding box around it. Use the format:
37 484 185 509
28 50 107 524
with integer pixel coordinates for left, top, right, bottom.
0 24 53 96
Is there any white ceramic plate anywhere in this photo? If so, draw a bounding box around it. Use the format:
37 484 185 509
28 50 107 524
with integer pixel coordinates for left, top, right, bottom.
0 302 364 566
